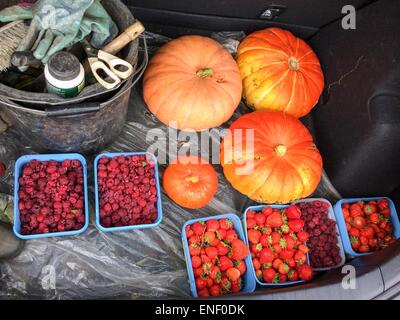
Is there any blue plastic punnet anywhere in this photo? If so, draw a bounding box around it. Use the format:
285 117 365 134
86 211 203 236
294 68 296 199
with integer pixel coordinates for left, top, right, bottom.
182 213 256 297
14 153 89 240
94 152 163 233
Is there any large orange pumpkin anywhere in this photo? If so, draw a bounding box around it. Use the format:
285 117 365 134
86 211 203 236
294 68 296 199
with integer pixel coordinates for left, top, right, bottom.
236 28 324 118
163 155 218 209
220 110 322 204
143 35 242 131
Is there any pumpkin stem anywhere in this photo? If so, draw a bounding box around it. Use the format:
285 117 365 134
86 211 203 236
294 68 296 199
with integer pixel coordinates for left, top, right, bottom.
288 57 300 71
186 176 200 183
197 68 214 78
274 144 287 157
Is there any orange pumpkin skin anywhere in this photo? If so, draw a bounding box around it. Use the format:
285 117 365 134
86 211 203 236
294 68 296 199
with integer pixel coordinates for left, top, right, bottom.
236 28 324 118
220 110 323 204
143 35 242 131
163 155 218 209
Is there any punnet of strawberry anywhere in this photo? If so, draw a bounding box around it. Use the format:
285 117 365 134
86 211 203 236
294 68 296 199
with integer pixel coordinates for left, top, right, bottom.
245 205 313 284
17 159 86 235
297 200 343 268
342 199 396 253
185 218 250 297
97 154 158 228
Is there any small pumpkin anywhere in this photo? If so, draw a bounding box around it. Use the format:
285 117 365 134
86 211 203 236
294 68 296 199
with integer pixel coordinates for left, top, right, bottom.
236 28 324 118
163 155 218 209
143 35 242 131
220 110 323 204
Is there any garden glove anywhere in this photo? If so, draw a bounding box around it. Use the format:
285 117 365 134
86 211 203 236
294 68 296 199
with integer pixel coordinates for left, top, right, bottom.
0 0 118 64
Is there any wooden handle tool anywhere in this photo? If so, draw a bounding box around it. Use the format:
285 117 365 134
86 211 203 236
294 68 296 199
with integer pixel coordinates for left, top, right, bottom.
102 20 145 55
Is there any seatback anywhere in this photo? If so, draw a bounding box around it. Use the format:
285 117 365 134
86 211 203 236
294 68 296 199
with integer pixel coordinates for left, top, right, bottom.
309 0 400 197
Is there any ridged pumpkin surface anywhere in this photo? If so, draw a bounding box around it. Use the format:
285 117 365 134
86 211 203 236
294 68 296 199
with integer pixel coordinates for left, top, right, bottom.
220 110 323 204
143 35 242 131
236 28 324 118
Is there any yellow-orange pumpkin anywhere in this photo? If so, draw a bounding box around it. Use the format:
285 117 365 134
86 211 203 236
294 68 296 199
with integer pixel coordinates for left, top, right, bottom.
220 110 323 204
236 28 324 118
143 35 242 131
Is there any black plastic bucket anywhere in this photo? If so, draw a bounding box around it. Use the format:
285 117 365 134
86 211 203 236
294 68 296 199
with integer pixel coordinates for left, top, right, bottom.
0 0 147 154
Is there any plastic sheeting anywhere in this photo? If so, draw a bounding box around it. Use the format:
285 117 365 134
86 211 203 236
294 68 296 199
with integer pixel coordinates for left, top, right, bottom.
0 32 340 299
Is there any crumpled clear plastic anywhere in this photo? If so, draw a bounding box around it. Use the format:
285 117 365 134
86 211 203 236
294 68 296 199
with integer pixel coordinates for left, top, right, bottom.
0 31 340 300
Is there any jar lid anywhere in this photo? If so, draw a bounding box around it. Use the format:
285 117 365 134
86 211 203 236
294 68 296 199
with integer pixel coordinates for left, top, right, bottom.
47 52 81 81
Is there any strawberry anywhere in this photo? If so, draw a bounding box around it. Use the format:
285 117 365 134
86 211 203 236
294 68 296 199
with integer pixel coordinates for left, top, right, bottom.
298 244 309 254
191 256 202 268
247 229 261 245
283 235 297 249
360 227 374 239
377 199 389 210
288 219 304 233
287 269 299 281
260 226 272 235
259 234 270 247
287 258 296 268
192 222 206 236
342 207 350 219
253 258 261 270
225 230 238 242
363 204 376 214
203 231 216 244
350 203 363 217
254 213 267 226
286 205 302 219
219 256 233 272
262 268 276 283
259 248 274 264
226 267 241 282
209 266 222 283
189 244 201 256
266 212 283 228
231 239 249 260
294 251 307 264
251 243 263 255
272 258 283 270
220 277 231 292
358 244 370 253
279 249 294 260
186 225 194 238
201 254 211 264
349 228 360 237
278 274 287 283
231 279 242 293
195 277 207 290
219 218 233 230
270 231 281 244
209 285 221 296
296 231 309 243
297 264 313 281
350 236 360 250
198 288 210 297
368 213 381 224
246 218 256 229
216 229 227 240
234 260 246 275
380 208 390 218
205 247 218 259
247 210 255 219
262 206 273 216
273 243 282 254
206 219 219 232
281 224 290 234
188 235 200 246
216 242 230 256
352 216 366 229
194 267 203 277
